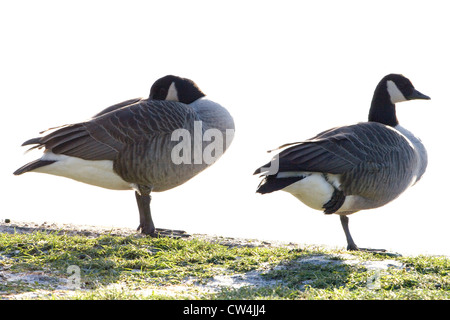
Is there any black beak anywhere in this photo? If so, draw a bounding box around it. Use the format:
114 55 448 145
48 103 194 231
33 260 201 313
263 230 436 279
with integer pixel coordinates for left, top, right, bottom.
407 89 431 100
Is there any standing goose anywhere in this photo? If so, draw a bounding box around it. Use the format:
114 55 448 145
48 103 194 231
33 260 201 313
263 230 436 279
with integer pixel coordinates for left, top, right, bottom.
14 75 235 237
254 74 429 251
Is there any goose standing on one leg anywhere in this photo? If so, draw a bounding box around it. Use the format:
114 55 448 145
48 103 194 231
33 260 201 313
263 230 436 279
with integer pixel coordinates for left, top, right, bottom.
254 74 430 251
14 75 235 237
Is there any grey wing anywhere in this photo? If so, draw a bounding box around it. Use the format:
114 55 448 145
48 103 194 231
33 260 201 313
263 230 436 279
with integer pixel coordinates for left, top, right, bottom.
23 99 196 161
260 122 409 175
277 122 418 198
255 122 418 203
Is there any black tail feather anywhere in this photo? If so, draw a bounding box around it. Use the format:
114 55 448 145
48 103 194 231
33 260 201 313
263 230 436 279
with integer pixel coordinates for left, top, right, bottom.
322 188 346 214
256 176 303 194
21 137 42 146
253 162 271 175
13 160 56 175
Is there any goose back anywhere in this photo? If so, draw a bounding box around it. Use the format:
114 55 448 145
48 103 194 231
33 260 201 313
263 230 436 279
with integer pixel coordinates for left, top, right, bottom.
22 97 234 192
257 121 426 209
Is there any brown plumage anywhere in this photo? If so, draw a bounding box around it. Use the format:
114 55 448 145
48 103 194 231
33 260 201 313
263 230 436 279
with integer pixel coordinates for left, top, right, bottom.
14 75 235 236
254 74 429 251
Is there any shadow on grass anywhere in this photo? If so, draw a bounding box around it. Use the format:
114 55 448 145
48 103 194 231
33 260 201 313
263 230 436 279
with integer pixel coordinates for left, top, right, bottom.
210 248 357 299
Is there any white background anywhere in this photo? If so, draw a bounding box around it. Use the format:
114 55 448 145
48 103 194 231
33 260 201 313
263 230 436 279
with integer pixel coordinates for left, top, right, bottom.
2 1 449 256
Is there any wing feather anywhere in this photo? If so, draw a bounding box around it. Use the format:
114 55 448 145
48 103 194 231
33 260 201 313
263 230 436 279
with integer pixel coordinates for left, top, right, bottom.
258 122 412 175
23 99 196 161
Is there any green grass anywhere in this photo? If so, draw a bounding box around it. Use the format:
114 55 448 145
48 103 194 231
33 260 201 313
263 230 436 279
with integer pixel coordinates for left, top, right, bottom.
1 228 449 300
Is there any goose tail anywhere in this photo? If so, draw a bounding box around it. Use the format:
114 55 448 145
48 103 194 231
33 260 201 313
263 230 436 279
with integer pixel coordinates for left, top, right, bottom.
13 159 56 175
255 175 302 194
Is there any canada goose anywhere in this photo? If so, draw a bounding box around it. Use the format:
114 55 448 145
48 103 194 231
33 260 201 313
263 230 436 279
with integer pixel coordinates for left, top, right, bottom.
14 75 235 237
254 74 429 251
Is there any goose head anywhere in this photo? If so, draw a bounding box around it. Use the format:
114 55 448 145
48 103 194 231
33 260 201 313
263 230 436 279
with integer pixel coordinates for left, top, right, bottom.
369 74 430 126
149 75 206 104
384 74 430 103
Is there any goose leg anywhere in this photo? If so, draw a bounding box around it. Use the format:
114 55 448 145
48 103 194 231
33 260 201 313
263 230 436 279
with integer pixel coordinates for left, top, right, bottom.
135 190 156 236
339 215 386 252
340 215 359 251
135 185 189 238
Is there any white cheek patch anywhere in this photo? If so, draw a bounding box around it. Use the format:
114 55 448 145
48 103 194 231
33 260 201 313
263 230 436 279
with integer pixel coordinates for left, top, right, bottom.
387 80 407 103
165 82 179 101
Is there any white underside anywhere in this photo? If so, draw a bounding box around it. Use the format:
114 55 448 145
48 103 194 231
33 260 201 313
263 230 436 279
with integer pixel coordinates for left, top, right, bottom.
280 172 357 214
33 152 133 190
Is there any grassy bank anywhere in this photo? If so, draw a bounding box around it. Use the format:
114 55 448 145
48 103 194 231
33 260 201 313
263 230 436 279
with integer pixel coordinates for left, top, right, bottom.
0 221 449 300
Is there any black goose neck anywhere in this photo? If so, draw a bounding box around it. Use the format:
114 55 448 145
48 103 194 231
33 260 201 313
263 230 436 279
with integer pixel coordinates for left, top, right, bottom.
368 82 399 127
